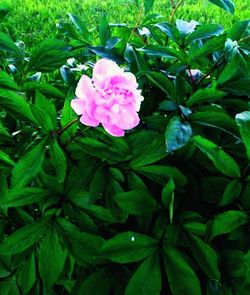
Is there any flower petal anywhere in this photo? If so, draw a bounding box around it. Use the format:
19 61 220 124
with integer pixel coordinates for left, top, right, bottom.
80 111 99 127
75 75 95 100
102 123 125 137
71 99 85 115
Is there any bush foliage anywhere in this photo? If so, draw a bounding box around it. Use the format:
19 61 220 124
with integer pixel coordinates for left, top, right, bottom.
0 0 250 294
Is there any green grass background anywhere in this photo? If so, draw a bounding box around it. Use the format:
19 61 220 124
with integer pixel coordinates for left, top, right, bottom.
1 0 250 47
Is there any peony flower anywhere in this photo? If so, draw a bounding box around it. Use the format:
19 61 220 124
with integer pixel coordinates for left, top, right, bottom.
71 58 144 137
176 19 199 35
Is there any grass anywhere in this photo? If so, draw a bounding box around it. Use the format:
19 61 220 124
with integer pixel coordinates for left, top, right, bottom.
0 0 249 47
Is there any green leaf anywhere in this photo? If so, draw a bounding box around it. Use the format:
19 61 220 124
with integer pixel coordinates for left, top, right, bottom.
235 111 250 160
23 81 64 99
164 247 202 295
144 0 155 14
154 22 180 43
125 253 161 295
0 218 48 255
130 134 166 167
11 139 47 188
35 91 57 130
186 24 224 44
144 71 174 97
99 231 157 263
38 227 67 287
68 14 90 43
209 210 248 240
99 14 110 45
27 39 71 72
190 110 238 136
76 137 131 163
0 32 20 55
50 138 67 183
75 269 111 295
186 234 220 280
60 88 78 142
186 88 226 107
208 0 235 14
192 35 226 58
162 178 175 208
0 71 18 90
0 187 48 207
218 180 242 206
0 149 15 166
134 165 187 188
0 89 34 122
228 20 250 41
137 45 184 60
165 116 192 153
57 218 104 264
16 252 36 295
114 190 160 215
192 135 241 178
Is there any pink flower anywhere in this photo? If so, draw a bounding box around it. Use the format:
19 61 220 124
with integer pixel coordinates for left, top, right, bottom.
71 58 144 137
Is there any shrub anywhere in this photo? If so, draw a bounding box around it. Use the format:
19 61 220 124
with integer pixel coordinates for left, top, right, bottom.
0 0 250 294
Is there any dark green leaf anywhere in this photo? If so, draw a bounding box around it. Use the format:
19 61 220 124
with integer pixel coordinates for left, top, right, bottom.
99 231 157 263
0 89 34 122
209 210 248 240
235 111 250 160
144 71 174 97
50 138 67 183
16 252 36 295
0 71 18 90
57 218 104 264
218 180 242 206
0 187 48 207
228 20 250 41
28 39 71 72
192 135 241 178
114 190 160 215
208 0 235 14
11 139 47 188
0 32 20 55
186 88 226 107
23 81 64 99
187 234 220 280
99 14 110 45
162 178 175 208
125 253 161 295
164 247 202 295
38 227 67 287
186 24 224 44
134 165 187 188
75 269 111 295
0 218 48 255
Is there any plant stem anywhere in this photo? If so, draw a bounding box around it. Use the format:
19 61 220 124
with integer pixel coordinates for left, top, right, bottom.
57 118 78 135
169 0 184 22
196 54 225 86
